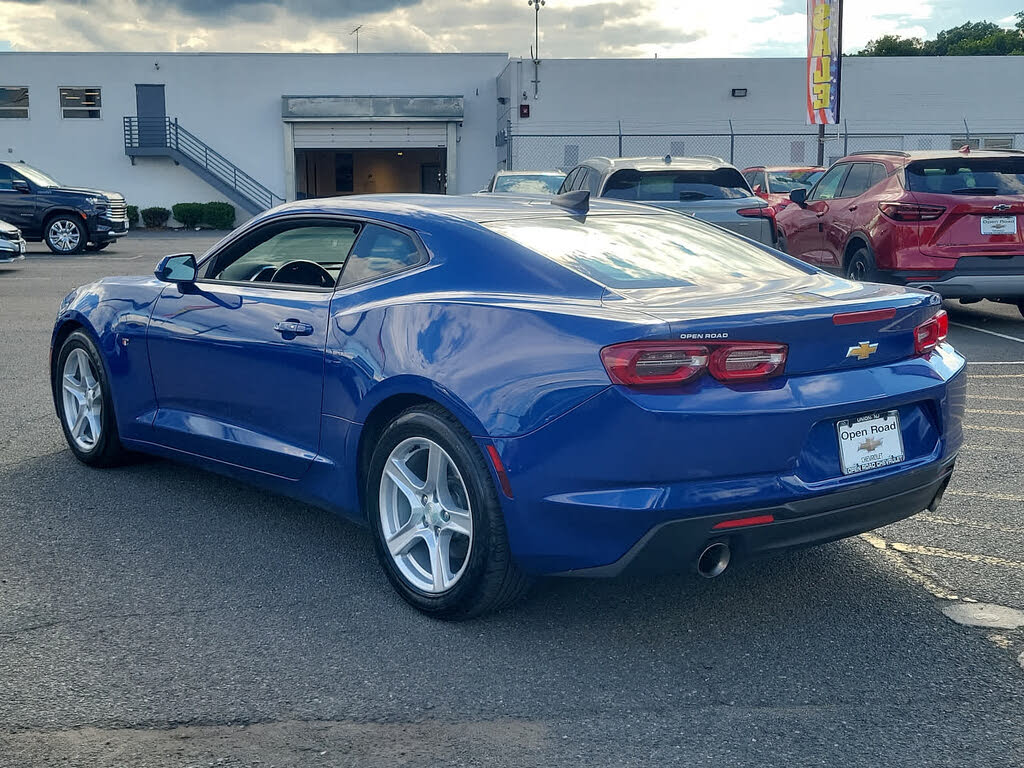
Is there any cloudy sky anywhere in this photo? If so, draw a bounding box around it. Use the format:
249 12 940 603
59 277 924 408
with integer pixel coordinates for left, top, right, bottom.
0 0 1019 57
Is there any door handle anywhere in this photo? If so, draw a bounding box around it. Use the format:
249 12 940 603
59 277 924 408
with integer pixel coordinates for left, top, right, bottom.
849 204 858 211
274 320 314 336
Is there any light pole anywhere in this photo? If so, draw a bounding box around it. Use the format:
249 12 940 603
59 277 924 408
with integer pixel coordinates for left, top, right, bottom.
350 24 363 54
528 0 545 97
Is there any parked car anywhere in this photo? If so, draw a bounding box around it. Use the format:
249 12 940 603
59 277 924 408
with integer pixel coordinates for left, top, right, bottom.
559 156 774 245
483 170 566 195
775 149 1024 316
0 218 27 263
0 161 129 254
51 193 963 618
742 165 825 212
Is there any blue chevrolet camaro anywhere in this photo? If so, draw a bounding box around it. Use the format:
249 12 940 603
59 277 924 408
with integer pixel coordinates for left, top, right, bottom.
51 193 965 618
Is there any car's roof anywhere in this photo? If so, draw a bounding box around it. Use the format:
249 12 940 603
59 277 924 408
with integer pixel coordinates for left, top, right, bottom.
581 156 733 173
844 150 1024 162
494 170 566 177
270 193 665 225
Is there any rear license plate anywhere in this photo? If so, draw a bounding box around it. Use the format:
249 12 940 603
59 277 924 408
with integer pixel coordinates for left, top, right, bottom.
836 410 905 475
981 215 1016 235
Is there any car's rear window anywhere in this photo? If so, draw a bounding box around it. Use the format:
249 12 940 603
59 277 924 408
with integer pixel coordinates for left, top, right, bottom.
602 169 752 201
484 214 807 289
493 174 564 194
767 169 825 192
905 157 1024 195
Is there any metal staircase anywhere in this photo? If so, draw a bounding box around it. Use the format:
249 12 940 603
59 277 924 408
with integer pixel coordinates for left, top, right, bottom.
123 117 285 215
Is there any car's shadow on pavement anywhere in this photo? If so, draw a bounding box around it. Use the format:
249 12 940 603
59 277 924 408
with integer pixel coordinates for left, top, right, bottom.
3 449 1021 763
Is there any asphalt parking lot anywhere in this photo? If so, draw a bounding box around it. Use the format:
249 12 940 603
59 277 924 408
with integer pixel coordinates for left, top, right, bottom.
1 233 1022 767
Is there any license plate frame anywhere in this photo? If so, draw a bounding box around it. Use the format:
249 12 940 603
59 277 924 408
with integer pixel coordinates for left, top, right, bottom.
836 410 905 476
981 215 1017 236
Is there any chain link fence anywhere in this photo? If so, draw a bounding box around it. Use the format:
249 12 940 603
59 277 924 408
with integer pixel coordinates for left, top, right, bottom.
505 131 1024 171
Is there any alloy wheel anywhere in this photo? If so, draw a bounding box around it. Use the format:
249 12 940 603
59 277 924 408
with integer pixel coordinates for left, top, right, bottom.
61 348 103 451
379 437 473 594
49 219 82 253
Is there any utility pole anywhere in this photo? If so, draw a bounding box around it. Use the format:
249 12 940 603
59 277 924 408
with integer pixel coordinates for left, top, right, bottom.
528 0 545 97
350 24 363 54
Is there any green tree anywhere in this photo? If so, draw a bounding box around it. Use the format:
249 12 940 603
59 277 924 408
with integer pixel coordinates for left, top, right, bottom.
858 12 1024 56
859 35 924 56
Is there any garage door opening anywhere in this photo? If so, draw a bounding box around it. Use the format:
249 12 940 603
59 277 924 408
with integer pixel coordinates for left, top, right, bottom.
295 148 447 198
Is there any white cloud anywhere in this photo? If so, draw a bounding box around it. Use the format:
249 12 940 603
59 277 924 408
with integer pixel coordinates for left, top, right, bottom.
0 0 939 56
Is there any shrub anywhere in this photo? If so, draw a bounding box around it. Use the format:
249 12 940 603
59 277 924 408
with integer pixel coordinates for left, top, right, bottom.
140 207 170 228
171 202 204 229
201 202 235 230
126 205 140 227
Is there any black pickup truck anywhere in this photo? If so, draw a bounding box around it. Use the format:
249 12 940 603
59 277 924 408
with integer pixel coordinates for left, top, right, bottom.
0 161 129 254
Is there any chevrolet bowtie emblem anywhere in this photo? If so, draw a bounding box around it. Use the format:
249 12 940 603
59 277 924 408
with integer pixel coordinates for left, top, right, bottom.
858 437 883 452
847 341 878 361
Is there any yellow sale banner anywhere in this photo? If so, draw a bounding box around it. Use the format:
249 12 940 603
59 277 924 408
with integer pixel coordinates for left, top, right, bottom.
807 0 842 124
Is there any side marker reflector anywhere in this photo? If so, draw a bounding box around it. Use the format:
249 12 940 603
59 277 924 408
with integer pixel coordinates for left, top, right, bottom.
486 444 514 499
712 514 775 530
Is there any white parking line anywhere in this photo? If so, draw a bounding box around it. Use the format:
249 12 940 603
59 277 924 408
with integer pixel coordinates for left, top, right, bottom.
966 408 1024 416
889 542 1024 571
965 424 1024 434
966 361 1024 365
946 489 1024 503
918 513 1024 535
951 321 1024 345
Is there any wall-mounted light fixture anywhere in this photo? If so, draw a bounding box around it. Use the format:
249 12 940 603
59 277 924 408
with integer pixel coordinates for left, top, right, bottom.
731 88 748 97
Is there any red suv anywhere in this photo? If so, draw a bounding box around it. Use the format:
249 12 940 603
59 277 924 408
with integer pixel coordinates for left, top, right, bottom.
775 149 1024 316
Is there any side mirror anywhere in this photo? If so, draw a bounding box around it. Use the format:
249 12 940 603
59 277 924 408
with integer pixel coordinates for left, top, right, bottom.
789 188 807 206
11 179 30 193
753 183 763 194
154 253 197 283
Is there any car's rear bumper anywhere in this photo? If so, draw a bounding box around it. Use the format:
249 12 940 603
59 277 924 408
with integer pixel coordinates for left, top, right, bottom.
907 274 1024 299
560 455 955 577
890 254 1024 299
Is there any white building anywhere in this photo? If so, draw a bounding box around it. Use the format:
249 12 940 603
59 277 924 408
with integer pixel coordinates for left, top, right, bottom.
1 52 1022 219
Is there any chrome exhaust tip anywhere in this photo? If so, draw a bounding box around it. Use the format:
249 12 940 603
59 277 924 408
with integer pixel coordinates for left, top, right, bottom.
697 542 731 578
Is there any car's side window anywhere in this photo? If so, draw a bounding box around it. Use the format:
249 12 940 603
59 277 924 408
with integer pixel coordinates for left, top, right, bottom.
0 164 13 191
808 164 850 201
559 168 580 194
749 170 766 191
586 169 603 196
574 168 592 192
337 224 425 288
205 219 360 287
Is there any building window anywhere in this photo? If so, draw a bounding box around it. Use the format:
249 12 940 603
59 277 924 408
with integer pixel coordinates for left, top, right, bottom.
0 87 29 118
951 136 1013 150
60 87 102 119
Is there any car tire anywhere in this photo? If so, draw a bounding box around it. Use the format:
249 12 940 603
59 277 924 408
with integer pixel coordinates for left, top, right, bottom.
366 404 532 619
44 215 87 255
54 330 128 467
85 242 110 252
845 246 880 282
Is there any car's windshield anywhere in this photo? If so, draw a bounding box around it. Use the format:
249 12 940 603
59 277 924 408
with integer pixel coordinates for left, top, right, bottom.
767 169 825 192
905 157 1024 195
602 168 752 201
485 213 807 289
493 174 565 194
14 163 61 188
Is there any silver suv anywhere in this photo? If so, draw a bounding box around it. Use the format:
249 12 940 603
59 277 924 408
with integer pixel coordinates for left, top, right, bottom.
558 156 773 244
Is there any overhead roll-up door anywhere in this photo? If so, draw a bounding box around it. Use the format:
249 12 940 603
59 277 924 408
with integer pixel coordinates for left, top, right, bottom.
292 122 448 149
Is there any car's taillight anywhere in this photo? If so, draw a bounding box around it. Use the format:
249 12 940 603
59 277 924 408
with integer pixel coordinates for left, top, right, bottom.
737 207 775 220
600 341 787 388
914 310 948 355
600 342 709 387
878 201 946 222
708 343 788 381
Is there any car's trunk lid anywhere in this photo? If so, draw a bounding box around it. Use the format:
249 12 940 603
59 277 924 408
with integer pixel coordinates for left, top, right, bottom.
605 272 941 376
643 197 770 242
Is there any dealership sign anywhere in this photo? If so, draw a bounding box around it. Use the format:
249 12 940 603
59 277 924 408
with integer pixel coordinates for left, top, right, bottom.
806 0 842 124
